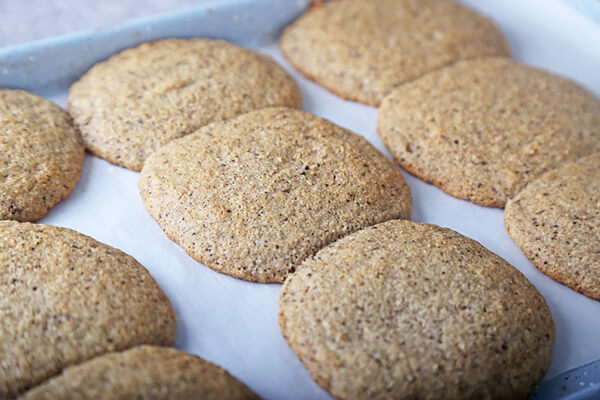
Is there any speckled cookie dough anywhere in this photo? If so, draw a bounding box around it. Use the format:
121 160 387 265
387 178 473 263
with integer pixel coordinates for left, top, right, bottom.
139 107 411 283
0 89 84 221
505 154 600 300
279 219 555 400
0 221 176 398
378 57 600 207
67 38 302 170
20 346 260 400
280 0 509 106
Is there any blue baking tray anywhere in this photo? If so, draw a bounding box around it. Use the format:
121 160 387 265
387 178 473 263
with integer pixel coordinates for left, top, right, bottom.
0 1 598 399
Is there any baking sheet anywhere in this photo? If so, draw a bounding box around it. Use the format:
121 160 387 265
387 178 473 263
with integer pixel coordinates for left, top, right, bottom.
1 0 600 399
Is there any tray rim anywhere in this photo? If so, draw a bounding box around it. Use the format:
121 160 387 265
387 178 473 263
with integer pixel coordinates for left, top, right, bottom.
0 0 308 95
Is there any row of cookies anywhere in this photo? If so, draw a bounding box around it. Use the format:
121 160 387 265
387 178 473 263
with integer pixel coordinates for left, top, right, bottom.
1 38 303 222
282 0 600 206
0 218 555 399
0 221 258 398
0 205 557 398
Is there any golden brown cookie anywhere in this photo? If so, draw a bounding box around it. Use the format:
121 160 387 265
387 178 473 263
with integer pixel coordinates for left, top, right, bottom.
0 89 84 221
0 222 176 398
279 220 555 400
378 57 600 207
139 107 411 283
280 0 509 106
20 346 260 400
505 154 600 300
68 39 302 170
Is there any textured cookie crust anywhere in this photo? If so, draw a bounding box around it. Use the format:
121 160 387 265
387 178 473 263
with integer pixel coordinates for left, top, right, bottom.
0 89 84 221
68 38 302 170
279 220 555 400
0 222 176 398
505 154 600 300
139 107 411 283
20 346 260 400
378 57 600 207
280 0 509 106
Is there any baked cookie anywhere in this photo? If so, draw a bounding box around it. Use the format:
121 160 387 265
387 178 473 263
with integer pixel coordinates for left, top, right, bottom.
378 57 600 207
0 222 176 398
68 38 302 170
505 154 600 300
0 89 84 221
280 0 509 106
20 346 260 400
139 107 411 283
279 219 555 400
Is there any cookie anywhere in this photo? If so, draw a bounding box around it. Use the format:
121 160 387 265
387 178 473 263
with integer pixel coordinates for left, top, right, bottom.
280 0 509 106
139 107 411 283
0 89 84 221
505 154 600 300
20 346 260 400
0 221 176 398
68 39 302 170
378 57 600 207
279 219 555 400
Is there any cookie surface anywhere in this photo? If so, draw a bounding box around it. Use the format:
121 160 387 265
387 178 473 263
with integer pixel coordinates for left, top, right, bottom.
139 107 411 283
505 154 600 300
280 0 508 106
279 220 555 400
0 222 176 398
378 57 600 207
68 39 302 170
0 89 84 221
20 346 259 400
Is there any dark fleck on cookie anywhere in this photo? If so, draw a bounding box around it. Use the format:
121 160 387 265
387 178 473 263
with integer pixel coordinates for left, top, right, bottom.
20 346 260 400
281 0 509 106
505 153 600 300
0 89 84 221
68 39 302 170
279 219 555 400
0 221 176 398
378 57 600 207
139 107 411 283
